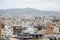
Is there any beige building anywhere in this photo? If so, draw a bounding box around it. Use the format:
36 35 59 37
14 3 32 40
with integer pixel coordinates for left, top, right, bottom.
53 25 60 33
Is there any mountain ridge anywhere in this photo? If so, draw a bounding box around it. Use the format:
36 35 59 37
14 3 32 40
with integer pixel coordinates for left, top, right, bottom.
0 8 60 17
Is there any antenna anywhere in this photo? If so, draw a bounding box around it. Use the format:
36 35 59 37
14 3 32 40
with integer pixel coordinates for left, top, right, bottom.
13 3 15 8
12 0 15 8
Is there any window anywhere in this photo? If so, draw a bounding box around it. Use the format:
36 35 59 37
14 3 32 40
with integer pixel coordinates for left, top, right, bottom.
59 27 60 32
2 25 4 28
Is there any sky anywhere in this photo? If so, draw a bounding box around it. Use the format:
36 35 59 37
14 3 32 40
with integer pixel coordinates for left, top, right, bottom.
0 0 60 11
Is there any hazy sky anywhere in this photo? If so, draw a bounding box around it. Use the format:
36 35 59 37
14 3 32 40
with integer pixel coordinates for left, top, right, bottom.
0 0 60 11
